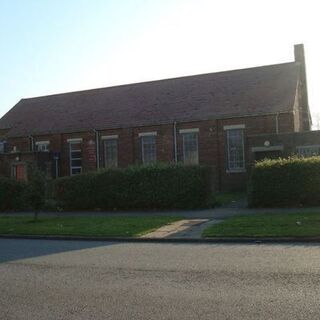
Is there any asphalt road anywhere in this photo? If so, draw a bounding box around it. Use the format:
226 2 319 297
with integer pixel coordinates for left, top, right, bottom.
1 239 320 320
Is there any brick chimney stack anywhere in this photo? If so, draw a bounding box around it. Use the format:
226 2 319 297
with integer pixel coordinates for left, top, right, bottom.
294 44 311 131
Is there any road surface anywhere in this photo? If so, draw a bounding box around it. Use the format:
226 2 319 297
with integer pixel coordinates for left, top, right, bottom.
1 239 320 319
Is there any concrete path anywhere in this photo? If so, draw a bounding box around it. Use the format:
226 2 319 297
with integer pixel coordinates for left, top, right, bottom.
167 219 223 239
141 218 223 239
141 219 209 238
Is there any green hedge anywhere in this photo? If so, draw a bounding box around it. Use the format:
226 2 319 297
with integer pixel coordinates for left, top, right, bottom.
52 164 212 210
248 156 320 207
0 177 27 211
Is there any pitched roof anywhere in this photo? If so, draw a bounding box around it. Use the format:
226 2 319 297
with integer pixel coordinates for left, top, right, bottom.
0 61 300 137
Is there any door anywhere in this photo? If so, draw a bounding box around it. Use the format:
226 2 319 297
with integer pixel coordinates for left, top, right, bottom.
13 164 26 181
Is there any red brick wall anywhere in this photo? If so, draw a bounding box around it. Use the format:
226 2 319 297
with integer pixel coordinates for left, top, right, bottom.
7 137 30 153
60 131 97 176
248 130 320 161
34 134 61 152
98 128 134 168
133 125 174 164
2 111 297 191
215 113 294 190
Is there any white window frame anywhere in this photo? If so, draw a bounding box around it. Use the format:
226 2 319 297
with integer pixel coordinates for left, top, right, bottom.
226 128 246 173
69 139 82 175
223 124 246 130
179 128 199 134
101 135 119 140
140 133 157 164
296 145 320 157
180 129 199 165
103 137 118 168
138 132 157 137
67 138 83 143
35 140 50 152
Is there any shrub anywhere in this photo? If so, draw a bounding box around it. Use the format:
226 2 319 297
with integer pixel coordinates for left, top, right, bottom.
248 156 320 207
0 177 27 211
23 167 47 219
52 164 212 211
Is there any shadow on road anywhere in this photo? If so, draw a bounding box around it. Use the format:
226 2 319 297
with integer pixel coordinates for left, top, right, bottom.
0 238 115 263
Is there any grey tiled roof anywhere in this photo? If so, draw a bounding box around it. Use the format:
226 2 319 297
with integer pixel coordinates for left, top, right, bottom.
0 62 299 137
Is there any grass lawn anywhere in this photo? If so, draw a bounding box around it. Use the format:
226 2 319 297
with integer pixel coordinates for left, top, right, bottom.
203 212 320 237
0 216 180 237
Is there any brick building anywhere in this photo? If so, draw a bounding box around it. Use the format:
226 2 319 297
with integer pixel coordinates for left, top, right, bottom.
0 44 317 190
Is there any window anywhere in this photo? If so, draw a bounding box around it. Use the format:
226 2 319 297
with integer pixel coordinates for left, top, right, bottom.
69 140 82 175
35 141 49 152
0 141 5 153
104 138 118 168
181 130 199 164
297 145 320 157
140 133 156 164
226 129 245 171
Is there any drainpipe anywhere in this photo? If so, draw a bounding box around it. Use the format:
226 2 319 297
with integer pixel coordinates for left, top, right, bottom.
275 113 280 134
92 129 100 169
29 135 34 152
215 119 222 191
173 121 178 163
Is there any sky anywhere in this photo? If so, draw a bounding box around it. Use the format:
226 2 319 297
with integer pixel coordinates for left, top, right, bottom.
0 0 319 126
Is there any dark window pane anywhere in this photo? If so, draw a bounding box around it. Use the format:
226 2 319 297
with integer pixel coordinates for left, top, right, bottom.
71 151 81 159
227 129 245 170
141 136 156 163
71 168 81 175
71 160 82 167
70 142 81 151
182 132 198 164
104 139 118 168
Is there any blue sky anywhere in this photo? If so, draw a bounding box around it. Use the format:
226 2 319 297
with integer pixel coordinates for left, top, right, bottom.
1 0 319 124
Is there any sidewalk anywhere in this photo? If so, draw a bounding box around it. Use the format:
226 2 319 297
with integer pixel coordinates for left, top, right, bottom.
140 219 209 239
1 206 320 220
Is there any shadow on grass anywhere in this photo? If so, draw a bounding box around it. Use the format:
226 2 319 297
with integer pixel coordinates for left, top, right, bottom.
0 238 116 264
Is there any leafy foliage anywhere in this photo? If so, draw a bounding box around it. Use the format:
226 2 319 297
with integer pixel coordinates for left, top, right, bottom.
24 167 47 213
0 177 26 211
248 156 320 207
52 164 213 210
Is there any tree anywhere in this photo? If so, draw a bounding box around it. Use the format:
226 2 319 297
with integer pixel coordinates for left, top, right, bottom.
24 166 46 221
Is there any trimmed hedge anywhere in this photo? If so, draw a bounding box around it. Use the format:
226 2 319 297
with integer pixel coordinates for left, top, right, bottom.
0 177 27 211
52 164 212 210
248 156 320 207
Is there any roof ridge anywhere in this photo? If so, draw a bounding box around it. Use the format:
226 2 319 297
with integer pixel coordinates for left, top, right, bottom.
21 61 297 101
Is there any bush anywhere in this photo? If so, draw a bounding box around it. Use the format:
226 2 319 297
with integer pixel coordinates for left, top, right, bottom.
0 177 27 211
23 167 47 219
248 156 320 207
52 164 212 211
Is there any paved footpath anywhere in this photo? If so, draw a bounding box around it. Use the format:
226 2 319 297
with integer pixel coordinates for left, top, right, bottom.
1 204 319 220
141 219 208 238
1 239 320 320
141 219 222 239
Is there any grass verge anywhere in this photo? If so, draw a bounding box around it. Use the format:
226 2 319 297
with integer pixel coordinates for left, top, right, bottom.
0 216 180 238
202 212 320 237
